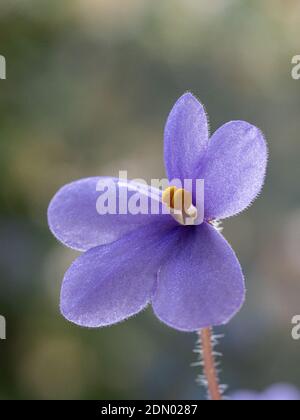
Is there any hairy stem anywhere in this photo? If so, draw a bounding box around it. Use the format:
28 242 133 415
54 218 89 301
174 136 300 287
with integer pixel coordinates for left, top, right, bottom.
200 328 222 401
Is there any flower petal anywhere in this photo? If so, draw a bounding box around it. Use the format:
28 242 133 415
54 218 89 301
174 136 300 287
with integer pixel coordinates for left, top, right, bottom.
231 384 300 401
199 121 268 220
164 92 209 183
60 222 178 327
48 177 173 251
152 223 245 331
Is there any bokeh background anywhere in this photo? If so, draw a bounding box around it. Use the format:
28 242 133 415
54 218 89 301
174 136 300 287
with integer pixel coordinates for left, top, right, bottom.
0 0 300 400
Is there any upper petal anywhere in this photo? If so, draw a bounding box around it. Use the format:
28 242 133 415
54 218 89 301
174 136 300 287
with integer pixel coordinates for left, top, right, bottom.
48 177 174 251
60 222 179 328
152 223 245 331
164 93 209 183
198 121 268 220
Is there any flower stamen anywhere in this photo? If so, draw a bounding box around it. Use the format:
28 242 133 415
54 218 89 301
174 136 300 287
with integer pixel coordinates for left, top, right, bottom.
162 186 198 225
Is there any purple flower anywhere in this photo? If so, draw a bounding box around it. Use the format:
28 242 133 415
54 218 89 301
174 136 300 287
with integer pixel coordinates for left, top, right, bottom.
48 93 267 331
230 384 300 401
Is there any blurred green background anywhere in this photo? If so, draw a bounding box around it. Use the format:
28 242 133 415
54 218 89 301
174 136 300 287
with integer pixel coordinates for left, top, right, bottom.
1 0 300 400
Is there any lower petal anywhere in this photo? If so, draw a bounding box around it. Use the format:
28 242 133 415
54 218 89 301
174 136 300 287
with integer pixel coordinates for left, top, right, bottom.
152 223 245 331
60 222 178 327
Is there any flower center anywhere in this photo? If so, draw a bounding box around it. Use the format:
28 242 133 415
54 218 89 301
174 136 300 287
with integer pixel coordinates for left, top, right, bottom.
162 186 198 226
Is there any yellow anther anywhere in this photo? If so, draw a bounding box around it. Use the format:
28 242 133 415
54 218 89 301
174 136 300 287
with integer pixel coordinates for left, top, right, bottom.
162 186 177 209
162 186 197 225
173 188 193 212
